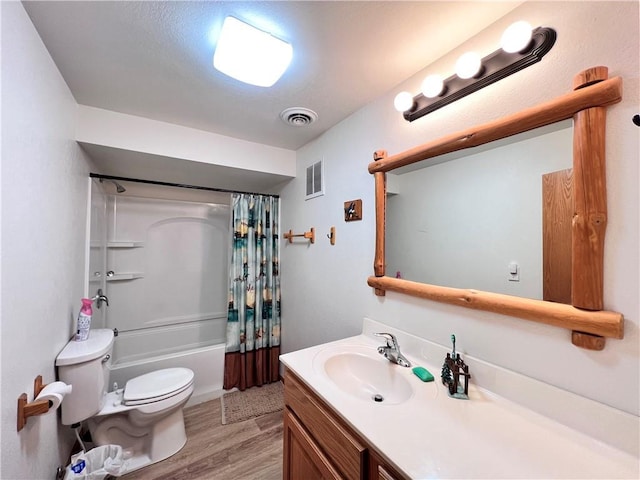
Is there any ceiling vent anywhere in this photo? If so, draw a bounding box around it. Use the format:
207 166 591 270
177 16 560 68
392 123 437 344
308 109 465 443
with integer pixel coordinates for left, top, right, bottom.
280 107 318 126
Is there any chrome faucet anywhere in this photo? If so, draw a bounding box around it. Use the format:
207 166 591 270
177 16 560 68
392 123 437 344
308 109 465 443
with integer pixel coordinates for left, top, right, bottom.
92 288 109 309
374 332 411 367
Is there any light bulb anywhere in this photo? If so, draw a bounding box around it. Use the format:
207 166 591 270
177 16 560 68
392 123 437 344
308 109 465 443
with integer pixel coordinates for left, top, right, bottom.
455 52 482 79
501 21 533 53
421 74 444 98
394 92 414 112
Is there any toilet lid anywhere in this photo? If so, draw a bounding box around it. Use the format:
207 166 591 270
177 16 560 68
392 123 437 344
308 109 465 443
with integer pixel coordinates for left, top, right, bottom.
123 367 194 405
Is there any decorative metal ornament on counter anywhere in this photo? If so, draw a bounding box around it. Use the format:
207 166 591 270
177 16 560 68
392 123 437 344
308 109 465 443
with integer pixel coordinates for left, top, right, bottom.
441 334 471 399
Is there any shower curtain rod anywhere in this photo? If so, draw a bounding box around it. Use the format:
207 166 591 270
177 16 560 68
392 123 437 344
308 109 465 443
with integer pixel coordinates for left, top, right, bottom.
89 173 279 198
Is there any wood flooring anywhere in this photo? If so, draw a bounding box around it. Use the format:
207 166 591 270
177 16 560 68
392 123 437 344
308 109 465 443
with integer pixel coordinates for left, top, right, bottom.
123 398 284 479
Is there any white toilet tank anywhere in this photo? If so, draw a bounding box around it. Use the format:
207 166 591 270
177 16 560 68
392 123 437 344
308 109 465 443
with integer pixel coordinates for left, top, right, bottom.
56 329 115 425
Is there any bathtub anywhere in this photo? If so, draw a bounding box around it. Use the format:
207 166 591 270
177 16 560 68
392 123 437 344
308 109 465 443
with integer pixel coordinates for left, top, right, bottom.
108 320 227 406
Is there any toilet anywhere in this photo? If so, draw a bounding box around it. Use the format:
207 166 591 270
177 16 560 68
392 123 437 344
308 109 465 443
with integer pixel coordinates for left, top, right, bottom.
56 329 194 475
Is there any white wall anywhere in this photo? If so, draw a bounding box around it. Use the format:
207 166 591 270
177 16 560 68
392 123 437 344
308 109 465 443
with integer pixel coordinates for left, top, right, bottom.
1 2 94 478
280 1 639 416
76 105 297 176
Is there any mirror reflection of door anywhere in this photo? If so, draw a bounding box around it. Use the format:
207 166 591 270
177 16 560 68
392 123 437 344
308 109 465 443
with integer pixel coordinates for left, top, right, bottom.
542 168 573 304
88 178 107 327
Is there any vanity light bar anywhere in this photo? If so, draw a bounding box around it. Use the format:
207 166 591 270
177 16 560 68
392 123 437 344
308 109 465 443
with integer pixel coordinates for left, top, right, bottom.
398 25 556 122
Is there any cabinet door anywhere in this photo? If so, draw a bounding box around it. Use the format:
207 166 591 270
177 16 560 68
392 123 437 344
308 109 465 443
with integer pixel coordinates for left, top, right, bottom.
285 371 366 479
375 464 396 480
284 408 341 480
369 451 407 480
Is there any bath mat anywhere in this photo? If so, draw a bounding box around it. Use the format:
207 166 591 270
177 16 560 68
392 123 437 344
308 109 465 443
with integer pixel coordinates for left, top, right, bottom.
221 381 284 425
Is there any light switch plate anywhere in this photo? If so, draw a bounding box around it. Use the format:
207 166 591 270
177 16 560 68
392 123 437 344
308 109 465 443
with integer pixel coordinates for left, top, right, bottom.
508 262 520 281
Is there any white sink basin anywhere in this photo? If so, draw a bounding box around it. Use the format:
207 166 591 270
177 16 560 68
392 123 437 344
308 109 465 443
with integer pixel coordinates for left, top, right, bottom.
314 344 414 404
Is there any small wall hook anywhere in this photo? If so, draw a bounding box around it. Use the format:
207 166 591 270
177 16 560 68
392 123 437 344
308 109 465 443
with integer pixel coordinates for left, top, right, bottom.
633 114 640 126
327 226 336 245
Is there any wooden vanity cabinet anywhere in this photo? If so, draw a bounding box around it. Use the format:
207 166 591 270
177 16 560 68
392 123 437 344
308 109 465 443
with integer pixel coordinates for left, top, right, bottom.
283 370 408 480
283 409 342 479
369 451 406 480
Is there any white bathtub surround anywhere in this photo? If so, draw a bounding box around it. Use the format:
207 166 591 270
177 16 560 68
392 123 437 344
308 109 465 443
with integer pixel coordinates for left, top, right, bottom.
280 318 639 479
91 193 230 405
101 195 229 339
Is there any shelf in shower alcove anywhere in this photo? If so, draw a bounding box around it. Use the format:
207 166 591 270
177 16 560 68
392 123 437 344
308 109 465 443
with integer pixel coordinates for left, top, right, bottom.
106 273 144 281
107 241 145 248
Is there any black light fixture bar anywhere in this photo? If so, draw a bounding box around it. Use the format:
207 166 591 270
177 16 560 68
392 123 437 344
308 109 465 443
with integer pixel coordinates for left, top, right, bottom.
403 27 556 122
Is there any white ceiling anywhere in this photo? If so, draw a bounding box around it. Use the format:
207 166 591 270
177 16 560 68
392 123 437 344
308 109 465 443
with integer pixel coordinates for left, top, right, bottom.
23 1 520 191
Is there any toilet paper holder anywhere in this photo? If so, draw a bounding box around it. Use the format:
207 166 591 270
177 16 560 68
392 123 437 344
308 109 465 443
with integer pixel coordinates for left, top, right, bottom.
17 375 51 431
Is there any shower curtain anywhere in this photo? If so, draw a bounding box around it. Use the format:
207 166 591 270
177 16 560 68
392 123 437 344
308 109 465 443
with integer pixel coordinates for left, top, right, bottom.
224 193 281 390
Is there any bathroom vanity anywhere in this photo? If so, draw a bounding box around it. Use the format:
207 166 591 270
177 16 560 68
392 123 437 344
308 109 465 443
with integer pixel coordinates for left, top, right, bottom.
283 369 406 480
280 318 639 479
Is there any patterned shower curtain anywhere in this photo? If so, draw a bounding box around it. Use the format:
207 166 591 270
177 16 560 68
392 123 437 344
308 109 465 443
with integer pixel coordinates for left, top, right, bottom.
224 193 281 391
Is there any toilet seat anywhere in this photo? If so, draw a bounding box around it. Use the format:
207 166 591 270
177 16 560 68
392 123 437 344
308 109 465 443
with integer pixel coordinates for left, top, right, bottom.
123 368 194 406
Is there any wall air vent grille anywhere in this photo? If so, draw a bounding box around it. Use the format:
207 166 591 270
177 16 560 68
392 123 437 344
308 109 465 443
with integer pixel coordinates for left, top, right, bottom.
305 159 324 200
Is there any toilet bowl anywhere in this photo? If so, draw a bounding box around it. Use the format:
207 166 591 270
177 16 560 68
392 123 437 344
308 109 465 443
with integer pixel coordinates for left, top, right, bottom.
56 330 195 476
89 368 194 471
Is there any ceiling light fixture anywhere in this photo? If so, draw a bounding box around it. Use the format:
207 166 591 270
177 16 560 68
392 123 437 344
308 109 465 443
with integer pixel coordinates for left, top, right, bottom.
213 16 292 87
396 23 556 122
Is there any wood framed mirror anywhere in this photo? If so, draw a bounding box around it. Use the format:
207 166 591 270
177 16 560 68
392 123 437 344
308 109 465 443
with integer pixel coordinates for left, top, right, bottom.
368 67 624 350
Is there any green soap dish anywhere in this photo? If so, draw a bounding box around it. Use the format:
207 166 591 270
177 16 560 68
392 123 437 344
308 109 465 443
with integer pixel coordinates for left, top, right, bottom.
412 366 434 382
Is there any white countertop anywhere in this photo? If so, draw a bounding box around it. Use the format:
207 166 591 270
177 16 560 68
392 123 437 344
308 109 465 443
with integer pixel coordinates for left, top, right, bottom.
280 332 639 479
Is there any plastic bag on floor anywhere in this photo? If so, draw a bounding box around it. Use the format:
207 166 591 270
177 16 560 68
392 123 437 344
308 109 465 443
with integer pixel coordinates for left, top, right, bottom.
63 444 126 479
